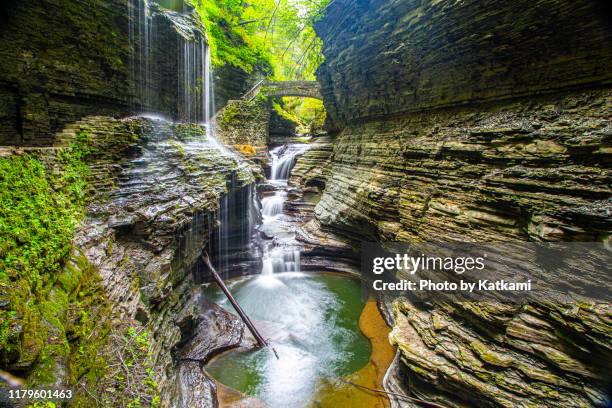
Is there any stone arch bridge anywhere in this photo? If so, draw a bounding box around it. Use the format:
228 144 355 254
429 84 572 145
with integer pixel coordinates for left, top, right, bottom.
243 80 322 101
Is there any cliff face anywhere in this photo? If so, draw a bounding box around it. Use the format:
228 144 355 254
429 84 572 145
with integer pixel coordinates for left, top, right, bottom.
0 0 254 146
312 0 612 406
0 0 132 145
69 117 255 406
314 89 611 244
0 1 265 403
316 0 612 131
0 116 254 406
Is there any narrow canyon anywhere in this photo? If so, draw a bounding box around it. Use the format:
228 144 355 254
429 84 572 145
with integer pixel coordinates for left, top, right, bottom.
0 0 610 407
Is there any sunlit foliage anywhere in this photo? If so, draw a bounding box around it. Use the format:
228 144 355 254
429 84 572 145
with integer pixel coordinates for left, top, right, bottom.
275 96 326 134
191 0 330 79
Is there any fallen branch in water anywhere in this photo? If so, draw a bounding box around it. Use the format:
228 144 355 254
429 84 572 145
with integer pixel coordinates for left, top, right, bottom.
339 379 447 408
201 252 279 360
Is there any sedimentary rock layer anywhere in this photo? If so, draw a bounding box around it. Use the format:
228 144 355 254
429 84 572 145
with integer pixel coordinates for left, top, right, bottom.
72 116 254 404
307 87 612 407
314 89 611 244
1 116 254 405
0 0 132 145
315 0 612 131
310 0 612 406
0 0 252 146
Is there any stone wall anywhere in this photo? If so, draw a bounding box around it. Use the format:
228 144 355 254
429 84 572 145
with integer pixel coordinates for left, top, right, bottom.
311 0 612 406
0 0 132 145
315 0 612 131
215 98 271 167
0 0 253 146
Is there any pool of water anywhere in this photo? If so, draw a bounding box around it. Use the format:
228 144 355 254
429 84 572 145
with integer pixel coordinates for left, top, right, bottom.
203 273 371 408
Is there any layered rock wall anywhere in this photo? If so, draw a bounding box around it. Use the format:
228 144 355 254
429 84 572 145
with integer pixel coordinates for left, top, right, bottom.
315 0 612 131
311 0 612 406
0 0 132 145
70 117 254 405
0 0 253 146
314 89 611 244
0 116 254 406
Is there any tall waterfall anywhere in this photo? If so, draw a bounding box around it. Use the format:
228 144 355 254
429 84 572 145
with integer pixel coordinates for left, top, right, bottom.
127 0 257 278
126 1 307 282
127 0 208 123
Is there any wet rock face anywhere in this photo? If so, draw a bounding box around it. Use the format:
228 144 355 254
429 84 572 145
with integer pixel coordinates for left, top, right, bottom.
0 0 131 145
178 299 245 362
269 106 298 145
0 0 252 145
314 89 612 244
390 299 611 408
171 298 245 407
310 1 612 406
308 89 612 407
315 0 612 131
62 115 254 405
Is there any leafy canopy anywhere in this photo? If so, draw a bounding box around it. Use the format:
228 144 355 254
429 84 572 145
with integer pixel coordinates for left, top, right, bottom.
191 0 329 79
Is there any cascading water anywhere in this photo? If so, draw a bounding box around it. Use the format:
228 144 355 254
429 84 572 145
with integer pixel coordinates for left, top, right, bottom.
124 4 382 407
261 191 286 217
255 143 309 286
127 0 256 277
128 0 208 123
270 144 311 181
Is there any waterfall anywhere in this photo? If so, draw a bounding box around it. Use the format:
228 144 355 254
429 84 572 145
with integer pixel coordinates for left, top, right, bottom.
128 0 207 122
270 144 310 181
202 46 232 156
209 179 259 277
127 0 257 279
261 192 287 217
204 45 212 125
126 1 306 283
255 143 310 286
261 247 301 275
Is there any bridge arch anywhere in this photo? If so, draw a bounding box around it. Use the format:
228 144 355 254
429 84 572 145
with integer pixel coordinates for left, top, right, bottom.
244 80 323 101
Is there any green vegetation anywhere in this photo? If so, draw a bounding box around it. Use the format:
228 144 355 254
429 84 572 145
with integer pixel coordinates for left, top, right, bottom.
93 326 160 408
191 0 330 132
0 133 159 405
0 134 93 378
192 0 329 79
274 97 326 134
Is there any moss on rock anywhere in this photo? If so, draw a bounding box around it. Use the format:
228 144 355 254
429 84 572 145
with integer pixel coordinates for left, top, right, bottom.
0 133 117 393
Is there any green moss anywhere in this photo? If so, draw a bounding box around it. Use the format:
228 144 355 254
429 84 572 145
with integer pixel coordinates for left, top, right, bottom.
275 97 326 134
218 102 241 129
0 132 113 390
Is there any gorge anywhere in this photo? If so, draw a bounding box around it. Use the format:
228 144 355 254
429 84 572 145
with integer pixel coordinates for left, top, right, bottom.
0 0 611 407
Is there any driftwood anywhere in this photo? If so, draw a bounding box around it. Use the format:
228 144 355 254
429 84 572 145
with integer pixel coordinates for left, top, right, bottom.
201 253 279 359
